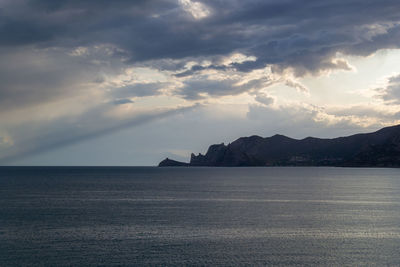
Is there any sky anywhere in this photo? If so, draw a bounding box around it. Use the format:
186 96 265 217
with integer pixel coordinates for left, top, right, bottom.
1 0 400 165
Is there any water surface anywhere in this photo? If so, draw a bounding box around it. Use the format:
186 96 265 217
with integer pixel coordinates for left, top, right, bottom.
1 167 400 266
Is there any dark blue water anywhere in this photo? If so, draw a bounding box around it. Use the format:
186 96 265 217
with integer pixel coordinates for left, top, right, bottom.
1 167 400 266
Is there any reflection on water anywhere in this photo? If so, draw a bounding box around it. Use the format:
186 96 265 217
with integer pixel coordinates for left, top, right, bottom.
1 167 400 266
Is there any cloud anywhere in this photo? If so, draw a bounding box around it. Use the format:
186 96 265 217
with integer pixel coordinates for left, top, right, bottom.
376 73 400 104
2 0 400 164
0 45 126 114
113 98 134 105
246 103 385 138
111 82 169 98
254 93 274 106
283 79 309 94
177 75 272 99
179 0 211 19
1 0 400 74
0 1 399 109
326 104 400 120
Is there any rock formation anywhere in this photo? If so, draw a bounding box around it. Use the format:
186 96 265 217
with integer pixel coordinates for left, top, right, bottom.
159 124 400 167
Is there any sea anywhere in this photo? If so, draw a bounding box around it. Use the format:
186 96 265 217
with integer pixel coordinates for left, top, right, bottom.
1 166 400 266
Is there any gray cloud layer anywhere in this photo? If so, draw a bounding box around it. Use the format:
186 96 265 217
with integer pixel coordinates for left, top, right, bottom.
2 0 400 71
1 0 400 108
1 0 400 164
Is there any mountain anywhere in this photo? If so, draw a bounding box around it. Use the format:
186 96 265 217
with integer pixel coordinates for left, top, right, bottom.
158 158 190 167
158 124 400 167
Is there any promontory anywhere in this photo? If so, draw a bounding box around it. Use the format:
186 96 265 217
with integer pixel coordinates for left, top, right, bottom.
159 124 400 167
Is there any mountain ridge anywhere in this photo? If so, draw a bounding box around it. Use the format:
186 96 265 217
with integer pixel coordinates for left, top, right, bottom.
158 124 400 167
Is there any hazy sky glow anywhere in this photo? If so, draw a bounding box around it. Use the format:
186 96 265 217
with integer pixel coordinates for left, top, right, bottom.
1 0 400 165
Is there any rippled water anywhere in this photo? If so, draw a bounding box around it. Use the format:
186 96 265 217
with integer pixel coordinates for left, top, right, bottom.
1 167 400 266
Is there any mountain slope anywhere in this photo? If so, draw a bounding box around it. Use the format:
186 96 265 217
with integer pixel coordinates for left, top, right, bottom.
158 124 400 167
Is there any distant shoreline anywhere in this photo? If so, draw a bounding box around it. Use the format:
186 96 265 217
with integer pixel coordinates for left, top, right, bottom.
159 124 400 168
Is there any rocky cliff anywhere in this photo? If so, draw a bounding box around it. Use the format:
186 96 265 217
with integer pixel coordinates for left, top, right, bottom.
158 124 400 167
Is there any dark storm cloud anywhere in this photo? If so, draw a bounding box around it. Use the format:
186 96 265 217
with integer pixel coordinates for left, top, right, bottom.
0 0 399 110
1 0 400 106
175 65 229 78
2 0 400 74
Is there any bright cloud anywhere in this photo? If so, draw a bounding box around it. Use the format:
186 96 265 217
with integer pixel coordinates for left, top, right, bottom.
179 0 211 19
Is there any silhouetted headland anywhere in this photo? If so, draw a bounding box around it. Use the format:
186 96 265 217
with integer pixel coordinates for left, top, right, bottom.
158 158 190 167
159 124 400 167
